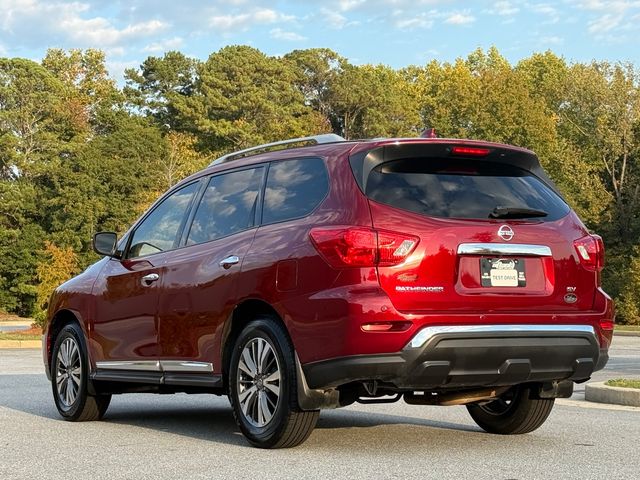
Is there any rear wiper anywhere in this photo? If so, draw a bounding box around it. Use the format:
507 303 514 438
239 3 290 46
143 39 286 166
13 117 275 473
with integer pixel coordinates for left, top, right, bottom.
489 206 548 219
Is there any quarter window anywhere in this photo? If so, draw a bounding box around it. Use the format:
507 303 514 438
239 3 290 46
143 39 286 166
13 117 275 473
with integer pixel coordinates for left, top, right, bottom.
128 182 199 258
262 158 328 224
186 167 264 245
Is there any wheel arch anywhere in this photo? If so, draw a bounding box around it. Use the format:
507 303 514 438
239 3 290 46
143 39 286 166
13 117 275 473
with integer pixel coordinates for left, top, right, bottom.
46 309 87 376
221 298 287 388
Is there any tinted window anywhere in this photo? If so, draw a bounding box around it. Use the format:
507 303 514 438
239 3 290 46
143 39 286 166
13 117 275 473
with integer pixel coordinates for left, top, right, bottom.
128 182 199 258
366 159 569 221
262 158 328 224
186 167 264 245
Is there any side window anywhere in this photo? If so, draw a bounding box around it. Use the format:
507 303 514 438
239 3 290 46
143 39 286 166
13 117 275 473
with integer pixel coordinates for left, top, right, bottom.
128 182 199 258
262 157 328 224
186 167 264 245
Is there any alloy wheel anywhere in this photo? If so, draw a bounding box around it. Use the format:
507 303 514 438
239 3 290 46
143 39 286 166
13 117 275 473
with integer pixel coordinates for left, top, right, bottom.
236 337 281 427
55 337 82 408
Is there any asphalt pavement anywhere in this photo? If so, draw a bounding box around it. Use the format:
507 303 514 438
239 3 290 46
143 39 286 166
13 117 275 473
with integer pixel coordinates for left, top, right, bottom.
0 336 638 480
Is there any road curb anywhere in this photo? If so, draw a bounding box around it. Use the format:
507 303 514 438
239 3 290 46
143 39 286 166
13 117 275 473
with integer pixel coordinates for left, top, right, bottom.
585 381 640 407
0 340 41 349
614 330 640 337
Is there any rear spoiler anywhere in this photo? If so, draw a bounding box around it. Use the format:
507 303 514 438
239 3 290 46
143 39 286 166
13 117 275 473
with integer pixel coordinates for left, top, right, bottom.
348 141 563 199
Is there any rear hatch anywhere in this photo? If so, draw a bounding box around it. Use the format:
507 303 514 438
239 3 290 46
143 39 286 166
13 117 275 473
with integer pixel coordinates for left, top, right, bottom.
350 141 601 313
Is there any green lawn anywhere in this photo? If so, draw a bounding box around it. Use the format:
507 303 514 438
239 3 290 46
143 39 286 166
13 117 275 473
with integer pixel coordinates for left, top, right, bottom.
605 379 640 389
0 332 41 341
615 325 640 332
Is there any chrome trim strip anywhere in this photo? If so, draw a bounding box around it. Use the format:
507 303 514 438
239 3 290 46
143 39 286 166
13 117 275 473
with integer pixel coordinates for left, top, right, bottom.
95 360 214 373
407 324 597 349
160 361 214 373
457 243 552 257
95 360 161 372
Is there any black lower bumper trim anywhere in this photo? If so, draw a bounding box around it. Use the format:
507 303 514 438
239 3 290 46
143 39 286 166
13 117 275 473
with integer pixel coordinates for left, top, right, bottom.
92 370 222 389
303 328 606 391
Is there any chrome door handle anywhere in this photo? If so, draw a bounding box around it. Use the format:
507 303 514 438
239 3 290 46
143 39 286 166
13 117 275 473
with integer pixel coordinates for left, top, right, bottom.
219 255 240 269
141 273 159 285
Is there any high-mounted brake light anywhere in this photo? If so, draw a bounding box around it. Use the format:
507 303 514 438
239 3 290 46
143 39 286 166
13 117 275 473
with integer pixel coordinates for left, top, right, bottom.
451 146 491 157
573 234 605 271
309 227 419 268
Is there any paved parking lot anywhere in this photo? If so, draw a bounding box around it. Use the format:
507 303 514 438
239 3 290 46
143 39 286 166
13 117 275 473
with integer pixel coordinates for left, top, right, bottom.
1 336 639 480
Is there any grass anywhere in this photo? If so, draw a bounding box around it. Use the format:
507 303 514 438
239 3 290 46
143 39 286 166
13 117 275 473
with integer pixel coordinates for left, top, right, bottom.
0 325 42 342
605 379 640 389
615 325 640 332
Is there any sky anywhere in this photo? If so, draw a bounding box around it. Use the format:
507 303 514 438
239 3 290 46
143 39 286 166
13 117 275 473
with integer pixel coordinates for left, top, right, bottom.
1 0 639 80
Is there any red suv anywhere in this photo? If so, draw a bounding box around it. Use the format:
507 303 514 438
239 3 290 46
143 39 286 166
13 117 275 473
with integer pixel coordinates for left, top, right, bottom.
43 134 613 448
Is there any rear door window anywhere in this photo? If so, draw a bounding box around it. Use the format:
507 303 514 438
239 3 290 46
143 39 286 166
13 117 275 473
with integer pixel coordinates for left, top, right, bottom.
186 167 264 245
262 157 329 224
366 159 569 221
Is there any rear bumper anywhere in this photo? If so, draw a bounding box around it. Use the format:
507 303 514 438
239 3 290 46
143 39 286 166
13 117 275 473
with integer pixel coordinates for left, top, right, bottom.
302 324 607 390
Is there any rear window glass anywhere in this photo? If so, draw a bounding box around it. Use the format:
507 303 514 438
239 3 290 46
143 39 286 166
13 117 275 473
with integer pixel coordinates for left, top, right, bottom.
262 157 328 224
366 159 569 221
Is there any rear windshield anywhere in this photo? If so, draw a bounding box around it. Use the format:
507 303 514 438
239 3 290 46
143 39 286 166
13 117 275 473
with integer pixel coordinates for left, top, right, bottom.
365 159 570 221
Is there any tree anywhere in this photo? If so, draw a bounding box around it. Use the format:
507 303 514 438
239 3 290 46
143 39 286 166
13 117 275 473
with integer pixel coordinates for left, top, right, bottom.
0 58 69 179
0 180 43 316
124 51 199 129
34 242 78 326
559 62 640 242
284 48 345 131
40 113 168 259
329 64 420 138
172 46 326 152
159 131 208 189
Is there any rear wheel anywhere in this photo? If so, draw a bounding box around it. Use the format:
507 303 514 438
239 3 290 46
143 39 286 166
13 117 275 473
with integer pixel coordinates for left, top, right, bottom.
228 317 319 448
466 385 554 435
51 323 111 421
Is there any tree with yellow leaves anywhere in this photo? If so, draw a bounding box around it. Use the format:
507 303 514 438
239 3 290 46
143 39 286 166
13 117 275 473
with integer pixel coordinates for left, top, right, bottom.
34 242 78 327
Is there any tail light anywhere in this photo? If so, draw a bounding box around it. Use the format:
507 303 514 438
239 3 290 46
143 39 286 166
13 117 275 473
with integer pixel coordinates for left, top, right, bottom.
310 227 419 268
573 234 605 271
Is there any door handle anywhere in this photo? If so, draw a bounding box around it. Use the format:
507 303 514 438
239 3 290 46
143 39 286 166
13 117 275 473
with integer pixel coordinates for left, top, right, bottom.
141 273 160 286
219 255 240 270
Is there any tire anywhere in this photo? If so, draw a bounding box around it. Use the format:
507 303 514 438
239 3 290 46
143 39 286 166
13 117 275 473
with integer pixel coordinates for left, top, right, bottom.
228 317 319 448
51 323 111 421
466 384 554 435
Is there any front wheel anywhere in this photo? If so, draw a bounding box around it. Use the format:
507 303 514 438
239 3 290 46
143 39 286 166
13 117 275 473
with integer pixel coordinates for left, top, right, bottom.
466 385 554 435
51 323 111 421
228 317 319 448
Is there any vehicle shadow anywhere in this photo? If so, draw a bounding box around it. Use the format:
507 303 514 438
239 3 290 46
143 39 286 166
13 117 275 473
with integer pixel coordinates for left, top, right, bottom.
0 373 480 449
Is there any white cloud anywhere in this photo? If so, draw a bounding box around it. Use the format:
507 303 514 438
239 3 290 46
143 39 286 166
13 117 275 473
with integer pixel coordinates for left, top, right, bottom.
588 13 622 32
445 12 476 25
63 18 168 45
491 1 520 16
142 36 184 53
337 0 366 11
0 0 168 48
539 35 564 45
528 3 560 23
395 16 434 29
321 8 348 29
269 28 306 41
571 0 640 37
209 8 293 31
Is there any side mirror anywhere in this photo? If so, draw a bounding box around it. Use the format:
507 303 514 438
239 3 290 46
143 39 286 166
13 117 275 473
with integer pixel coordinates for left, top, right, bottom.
93 232 118 257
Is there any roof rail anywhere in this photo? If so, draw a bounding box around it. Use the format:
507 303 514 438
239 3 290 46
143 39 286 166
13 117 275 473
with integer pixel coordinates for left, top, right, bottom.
209 133 345 166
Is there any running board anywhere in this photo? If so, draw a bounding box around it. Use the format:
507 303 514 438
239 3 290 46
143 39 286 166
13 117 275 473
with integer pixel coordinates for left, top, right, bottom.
92 369 222 388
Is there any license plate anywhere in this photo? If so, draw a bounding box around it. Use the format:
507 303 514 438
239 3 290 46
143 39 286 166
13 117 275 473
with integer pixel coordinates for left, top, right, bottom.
480 258 526 287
